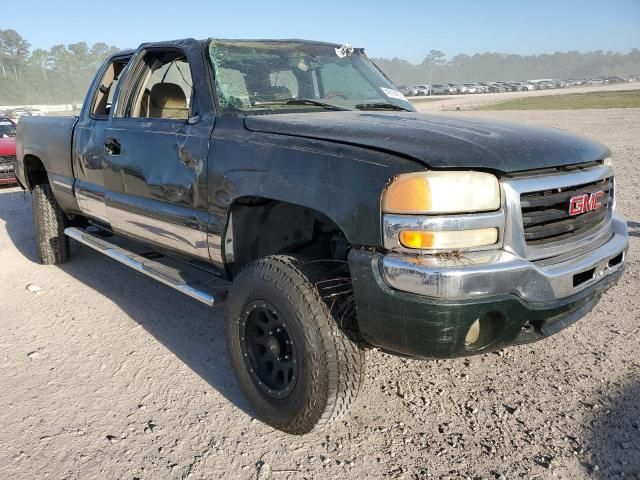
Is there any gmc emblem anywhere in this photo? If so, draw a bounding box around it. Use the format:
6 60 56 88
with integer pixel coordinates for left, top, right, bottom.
569 190 605 216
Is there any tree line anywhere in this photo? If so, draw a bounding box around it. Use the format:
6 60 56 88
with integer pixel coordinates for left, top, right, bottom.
373 49 640 86
1 29 639 105
0 29 119 105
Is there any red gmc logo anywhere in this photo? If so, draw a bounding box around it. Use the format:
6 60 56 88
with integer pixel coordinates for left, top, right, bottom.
569 191 605 216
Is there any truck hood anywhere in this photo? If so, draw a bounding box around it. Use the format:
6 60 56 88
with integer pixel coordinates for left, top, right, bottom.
244 111 609 173
0 137 16 156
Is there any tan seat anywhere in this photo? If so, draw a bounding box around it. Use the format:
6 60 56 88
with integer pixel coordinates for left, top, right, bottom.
139 88 151 118
254 85 292 103
149 83 188 119
266 85 292 101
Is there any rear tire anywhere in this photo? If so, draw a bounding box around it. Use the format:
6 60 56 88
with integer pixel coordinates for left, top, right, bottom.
32 183 70 264
226 255 364 434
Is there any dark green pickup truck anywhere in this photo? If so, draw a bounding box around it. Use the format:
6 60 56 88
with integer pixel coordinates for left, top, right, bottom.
15 38 628 434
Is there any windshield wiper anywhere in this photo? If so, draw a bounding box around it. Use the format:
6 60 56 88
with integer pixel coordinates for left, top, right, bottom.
354 102 412 112
284 98 349 111
252 98 349 111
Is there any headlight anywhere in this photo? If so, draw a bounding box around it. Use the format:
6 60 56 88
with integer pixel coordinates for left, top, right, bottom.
382 171 503 251
603 157 613 166
382 171 500 214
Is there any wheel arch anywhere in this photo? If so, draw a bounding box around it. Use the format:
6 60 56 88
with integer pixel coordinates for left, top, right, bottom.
223 196 351 277
23 154 48 190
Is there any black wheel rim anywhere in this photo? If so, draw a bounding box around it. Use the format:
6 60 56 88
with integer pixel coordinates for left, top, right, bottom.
238 301 299 399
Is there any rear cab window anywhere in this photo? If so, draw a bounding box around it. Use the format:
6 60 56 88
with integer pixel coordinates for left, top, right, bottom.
90 57 130 118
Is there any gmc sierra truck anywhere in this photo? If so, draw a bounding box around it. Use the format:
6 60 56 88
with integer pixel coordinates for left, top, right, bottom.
15 38 628 434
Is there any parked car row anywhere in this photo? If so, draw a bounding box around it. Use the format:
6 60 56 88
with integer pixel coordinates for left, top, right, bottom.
0 107 45 122
397 75 639 96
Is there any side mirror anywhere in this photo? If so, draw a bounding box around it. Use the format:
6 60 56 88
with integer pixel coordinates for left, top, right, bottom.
187 114 201 125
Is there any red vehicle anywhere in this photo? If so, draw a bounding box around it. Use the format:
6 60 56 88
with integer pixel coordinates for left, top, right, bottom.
0 118 17 185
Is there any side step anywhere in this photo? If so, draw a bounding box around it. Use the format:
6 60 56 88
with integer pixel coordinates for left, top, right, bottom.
64 227 227 307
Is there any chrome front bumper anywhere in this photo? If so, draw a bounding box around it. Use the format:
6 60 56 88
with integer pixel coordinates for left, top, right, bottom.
382 213 628 304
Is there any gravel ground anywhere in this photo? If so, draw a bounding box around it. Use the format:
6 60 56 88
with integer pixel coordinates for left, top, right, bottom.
1 108 639 480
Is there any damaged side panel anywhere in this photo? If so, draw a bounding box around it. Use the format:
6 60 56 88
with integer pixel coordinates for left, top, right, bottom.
16 115 80 213
100 118 212 261
207 116 420 267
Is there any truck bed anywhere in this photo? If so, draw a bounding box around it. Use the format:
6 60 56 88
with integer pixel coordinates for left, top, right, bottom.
16 116 78 188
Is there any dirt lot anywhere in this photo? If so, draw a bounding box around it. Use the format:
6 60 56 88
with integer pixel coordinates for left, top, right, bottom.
1 108 639 480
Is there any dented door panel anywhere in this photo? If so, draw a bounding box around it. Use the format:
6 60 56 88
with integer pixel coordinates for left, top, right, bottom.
101 117 212 261
73 121 112 220
72 53 134 221
107 189 211 260
75 179 109 223
101 119 209 208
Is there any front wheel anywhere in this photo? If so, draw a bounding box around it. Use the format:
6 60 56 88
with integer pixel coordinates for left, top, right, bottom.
32 183 70 264
226 255 364 434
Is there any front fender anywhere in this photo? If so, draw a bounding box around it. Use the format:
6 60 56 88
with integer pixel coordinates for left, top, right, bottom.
208 118 421 248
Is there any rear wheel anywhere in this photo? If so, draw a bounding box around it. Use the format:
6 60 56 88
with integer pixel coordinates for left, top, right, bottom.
226 255 364 434
32 183 70 264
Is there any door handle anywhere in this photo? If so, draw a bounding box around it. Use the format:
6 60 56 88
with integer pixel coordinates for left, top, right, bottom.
105 137 121 155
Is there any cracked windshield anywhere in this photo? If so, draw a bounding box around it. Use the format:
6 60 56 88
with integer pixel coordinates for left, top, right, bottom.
209 39 415 113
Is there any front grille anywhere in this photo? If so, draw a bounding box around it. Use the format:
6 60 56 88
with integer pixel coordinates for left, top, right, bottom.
504 161 604 179
520 177 612 246
0 155 16 181
0 155 15 165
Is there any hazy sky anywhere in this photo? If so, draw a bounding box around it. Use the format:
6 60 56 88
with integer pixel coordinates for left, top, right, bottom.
4 0 639 63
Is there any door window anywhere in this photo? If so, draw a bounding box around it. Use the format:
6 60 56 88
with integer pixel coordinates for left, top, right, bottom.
121 50 194 120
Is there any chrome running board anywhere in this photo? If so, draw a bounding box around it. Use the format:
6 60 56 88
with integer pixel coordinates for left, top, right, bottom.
64 227 226 306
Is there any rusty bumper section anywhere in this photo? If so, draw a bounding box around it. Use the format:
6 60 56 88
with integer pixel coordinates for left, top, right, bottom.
382 214 628 304
349 215 628 359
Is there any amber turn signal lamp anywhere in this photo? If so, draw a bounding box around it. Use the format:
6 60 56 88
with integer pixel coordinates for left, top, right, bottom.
398 228 499 250
398 231 435 249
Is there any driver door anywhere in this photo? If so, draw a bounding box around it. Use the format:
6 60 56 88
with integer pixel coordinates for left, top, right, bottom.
101 43 215 261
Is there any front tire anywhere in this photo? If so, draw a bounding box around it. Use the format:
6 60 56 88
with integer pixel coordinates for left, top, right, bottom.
226 255 364 434
32 183 70 264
